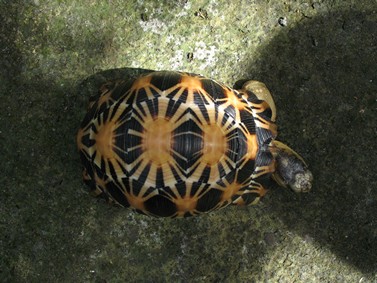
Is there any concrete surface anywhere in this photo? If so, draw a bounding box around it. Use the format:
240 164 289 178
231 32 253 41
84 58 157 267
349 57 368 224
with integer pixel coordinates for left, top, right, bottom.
1 0 376 282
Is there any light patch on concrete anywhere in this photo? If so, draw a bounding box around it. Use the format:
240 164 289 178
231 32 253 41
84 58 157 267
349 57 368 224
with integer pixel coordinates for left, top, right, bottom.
139 17 167 35
169 49 185 70
175 1 191 17
194 41 218 71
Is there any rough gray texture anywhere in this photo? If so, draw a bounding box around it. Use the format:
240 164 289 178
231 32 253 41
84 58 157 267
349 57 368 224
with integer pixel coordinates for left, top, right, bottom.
1 0 376 282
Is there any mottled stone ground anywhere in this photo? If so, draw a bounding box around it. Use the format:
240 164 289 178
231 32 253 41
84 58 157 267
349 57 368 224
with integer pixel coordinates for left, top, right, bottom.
1 1 376 282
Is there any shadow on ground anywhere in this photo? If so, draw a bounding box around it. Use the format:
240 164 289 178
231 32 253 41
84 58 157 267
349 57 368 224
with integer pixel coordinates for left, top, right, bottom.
79 9 377 275
246 9 377 273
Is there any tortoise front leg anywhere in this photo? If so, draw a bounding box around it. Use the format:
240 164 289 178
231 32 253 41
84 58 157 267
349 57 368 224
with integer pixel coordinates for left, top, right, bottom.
240 80 277 122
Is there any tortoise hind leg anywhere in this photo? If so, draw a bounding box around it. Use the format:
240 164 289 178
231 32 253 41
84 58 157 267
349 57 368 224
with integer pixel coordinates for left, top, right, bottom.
231 181 268 206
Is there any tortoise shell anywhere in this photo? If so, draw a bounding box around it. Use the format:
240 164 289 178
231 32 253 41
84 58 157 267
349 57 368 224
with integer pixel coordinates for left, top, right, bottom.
77 71 278 217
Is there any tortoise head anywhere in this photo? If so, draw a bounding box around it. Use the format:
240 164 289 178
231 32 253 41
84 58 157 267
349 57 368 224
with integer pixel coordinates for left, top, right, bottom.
271 141 313 193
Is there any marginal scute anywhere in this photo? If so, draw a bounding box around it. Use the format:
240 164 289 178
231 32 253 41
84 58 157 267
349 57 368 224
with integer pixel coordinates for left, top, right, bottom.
126 193 146 211
220 181 242 202
174 195 199 216
180 74 203 91
131 74 152 91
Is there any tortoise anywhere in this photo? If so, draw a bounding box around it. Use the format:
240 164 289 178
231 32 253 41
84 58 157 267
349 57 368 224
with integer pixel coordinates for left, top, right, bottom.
77 71 313 217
